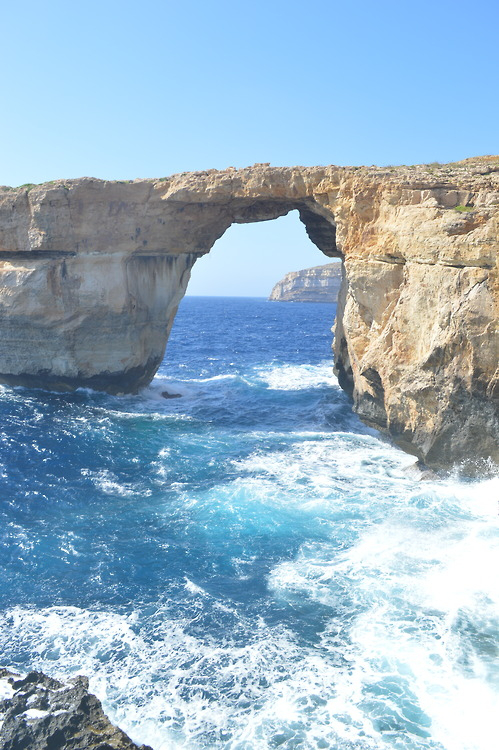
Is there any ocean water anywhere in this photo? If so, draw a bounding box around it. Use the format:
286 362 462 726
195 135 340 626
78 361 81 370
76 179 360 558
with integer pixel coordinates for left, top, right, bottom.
0 296 498 750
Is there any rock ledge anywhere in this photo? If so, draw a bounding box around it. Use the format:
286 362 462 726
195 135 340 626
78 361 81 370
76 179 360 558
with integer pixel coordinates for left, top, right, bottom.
0 669 152 750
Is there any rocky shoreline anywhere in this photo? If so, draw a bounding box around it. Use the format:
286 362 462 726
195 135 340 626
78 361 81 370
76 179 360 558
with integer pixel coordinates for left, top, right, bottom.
0 669 151 750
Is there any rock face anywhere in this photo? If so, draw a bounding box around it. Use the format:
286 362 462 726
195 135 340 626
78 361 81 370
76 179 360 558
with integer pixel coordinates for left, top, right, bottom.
269 262 342 302
0 669 152 750
0 157 498 469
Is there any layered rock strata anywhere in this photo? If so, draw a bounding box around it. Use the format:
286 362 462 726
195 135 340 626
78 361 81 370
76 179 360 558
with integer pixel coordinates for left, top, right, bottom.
0 157 498 469
269 262 342 302
0 669 152 750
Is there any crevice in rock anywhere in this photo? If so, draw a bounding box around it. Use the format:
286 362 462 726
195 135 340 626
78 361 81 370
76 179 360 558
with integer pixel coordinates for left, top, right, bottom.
0 250 77 259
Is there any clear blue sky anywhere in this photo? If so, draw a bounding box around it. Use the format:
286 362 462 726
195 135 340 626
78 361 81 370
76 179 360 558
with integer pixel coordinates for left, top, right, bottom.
2 0 497 295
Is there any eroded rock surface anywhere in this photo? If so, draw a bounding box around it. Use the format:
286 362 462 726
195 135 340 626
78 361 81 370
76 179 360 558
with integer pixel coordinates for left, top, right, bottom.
269 262 342 302
0 669 152 750
0 156 498 469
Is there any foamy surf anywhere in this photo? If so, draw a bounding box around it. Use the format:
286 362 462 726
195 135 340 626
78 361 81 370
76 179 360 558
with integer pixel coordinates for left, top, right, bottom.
2 458 497 749
254 361 339 391
1 297 497 750
269 472 499 750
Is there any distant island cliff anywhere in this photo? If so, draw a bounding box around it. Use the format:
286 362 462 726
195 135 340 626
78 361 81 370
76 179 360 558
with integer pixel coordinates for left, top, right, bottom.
269 263 342 302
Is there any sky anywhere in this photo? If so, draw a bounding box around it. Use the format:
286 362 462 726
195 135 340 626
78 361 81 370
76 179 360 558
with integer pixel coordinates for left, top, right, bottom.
2 0 497 294
187 212 338 297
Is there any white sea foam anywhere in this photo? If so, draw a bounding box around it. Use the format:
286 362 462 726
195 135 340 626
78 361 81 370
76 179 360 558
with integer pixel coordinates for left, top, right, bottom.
184 578 208 597
107 361 340 420
0 676 14 701
254 361 338 391
2 486 498 749
113 372 255 420
0 605 381 749
81 469 151 498
268 468 499 750
232 432 414 513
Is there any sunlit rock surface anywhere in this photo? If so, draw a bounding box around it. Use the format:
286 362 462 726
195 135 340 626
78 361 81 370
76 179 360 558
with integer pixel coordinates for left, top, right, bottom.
0 669 152 750
0 156 498 469
269 262 342 302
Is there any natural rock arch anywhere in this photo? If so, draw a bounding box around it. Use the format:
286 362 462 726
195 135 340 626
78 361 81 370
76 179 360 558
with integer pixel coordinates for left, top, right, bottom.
0 160 497 469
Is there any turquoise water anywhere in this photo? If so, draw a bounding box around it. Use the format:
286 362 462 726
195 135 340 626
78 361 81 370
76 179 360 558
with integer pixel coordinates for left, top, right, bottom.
0 297 498 750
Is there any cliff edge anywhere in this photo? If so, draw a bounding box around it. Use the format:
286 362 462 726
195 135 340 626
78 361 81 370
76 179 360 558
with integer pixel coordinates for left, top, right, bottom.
0 156 498 469
269 262 342 302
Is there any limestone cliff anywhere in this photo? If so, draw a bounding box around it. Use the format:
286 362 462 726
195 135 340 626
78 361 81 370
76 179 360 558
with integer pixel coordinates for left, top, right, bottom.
0 156 498 469
269 262 342 302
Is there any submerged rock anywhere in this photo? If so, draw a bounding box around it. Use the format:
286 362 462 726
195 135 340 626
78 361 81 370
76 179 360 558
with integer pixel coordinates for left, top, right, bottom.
0 669 152 750
403 461 439 481
269 262 342 302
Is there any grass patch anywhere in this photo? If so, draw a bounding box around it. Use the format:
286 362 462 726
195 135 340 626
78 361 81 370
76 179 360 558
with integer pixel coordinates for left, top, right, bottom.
454 204 474 212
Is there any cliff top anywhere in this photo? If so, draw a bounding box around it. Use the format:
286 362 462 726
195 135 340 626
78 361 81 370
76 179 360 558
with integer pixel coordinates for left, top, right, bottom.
2 155 499 195
276 262 342 278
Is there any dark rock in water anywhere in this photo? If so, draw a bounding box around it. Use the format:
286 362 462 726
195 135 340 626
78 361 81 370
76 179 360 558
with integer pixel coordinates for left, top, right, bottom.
0 668 153 750
403 460 439 481
161 391 181 399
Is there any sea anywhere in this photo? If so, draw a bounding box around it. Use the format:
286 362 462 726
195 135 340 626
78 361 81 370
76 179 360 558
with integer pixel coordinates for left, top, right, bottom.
0 296 498 750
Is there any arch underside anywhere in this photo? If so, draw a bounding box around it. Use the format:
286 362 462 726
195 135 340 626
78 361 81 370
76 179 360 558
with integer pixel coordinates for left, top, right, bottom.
226 198 340 260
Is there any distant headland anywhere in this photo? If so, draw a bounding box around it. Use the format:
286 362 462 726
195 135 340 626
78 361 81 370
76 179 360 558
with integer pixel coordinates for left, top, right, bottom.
269 262 342 302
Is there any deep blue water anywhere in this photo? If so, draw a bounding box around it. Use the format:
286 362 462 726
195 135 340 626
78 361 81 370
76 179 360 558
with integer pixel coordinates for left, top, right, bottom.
0 297 498 750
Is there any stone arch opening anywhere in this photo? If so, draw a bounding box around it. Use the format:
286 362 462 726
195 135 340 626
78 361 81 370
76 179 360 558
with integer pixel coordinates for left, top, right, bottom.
186 205 341 298
1 165 496 469
225 198 340 260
